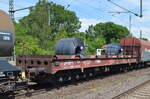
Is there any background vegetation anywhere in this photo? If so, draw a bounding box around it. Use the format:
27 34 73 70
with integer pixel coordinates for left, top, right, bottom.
15 0 130 55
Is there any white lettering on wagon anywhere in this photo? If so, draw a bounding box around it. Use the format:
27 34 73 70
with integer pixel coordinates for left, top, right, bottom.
95 60 101 63
83 61 91 65
0 32 11 35
64 61 73 66
63 65 81 69
3 36 10 41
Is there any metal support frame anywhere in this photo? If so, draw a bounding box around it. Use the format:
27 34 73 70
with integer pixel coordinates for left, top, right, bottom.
9 0 14 20
9 0 16 61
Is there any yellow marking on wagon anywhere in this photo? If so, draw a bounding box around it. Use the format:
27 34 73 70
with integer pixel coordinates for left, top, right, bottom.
21 72 26 80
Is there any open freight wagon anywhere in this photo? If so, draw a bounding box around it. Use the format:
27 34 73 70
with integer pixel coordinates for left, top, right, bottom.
16 37 150 83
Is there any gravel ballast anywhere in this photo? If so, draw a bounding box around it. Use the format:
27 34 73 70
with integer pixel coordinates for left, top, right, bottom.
19 67 150 99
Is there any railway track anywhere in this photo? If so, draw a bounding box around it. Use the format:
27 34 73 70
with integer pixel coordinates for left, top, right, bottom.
0 68 150 99
13 68 150 99
0 83 54 99
113 80 150 99
3 80 87 99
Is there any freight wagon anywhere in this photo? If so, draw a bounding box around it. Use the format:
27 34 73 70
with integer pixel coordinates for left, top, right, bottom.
16 37 150 84
0 10 24 93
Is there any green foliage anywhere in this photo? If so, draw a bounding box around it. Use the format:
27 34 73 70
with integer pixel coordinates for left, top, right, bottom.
16 35 48 55
141 37 148 41
72 32 86 41
15 0 80 55
15 23 49 55
85 36 106 54
15 0 130 55
22 0 80 49
86 22 130 44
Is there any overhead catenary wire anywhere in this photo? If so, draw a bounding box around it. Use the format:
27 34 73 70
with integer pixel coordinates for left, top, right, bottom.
8 0 112 21
58 0 105 18
108 11 132 35
7 0 142 27
10 2 52 13
107 0 138 16
9 1 95 23
107 0 143 37
98 0 116 13
92 0 124 18
107 0 142 18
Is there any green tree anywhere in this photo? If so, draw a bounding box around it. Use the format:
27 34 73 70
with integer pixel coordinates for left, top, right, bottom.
15 0 81 54
85 36 106 54
141 37 148 41
86 22 130 44
15 22 49 55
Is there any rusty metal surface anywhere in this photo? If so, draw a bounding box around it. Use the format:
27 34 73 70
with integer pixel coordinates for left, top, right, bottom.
52 56 137 74
120 37 150 62
16 55 138 74
120 37 150 55
0 10 15 33
16 55 54 73
120 37 141 60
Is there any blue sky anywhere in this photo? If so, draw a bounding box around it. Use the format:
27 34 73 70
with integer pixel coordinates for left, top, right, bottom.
0 0 150 39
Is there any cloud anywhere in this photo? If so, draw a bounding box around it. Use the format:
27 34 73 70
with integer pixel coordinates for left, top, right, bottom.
79 18 102 32
132 27 150 40
133 10 150 24
110 16 129 26
0 2 9 12
0 0 149 40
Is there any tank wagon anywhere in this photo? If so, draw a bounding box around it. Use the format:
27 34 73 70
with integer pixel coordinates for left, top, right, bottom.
16 37 150 84
0 10 23 93
0 10 15 57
